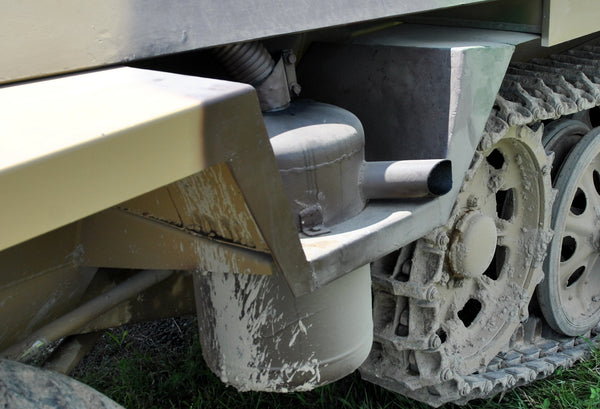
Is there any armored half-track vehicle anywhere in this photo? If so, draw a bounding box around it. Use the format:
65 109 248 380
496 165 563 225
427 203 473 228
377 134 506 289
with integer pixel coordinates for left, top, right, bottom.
3 0 600 407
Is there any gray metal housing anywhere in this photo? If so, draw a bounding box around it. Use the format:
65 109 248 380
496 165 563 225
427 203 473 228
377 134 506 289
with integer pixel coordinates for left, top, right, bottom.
291 25 538 288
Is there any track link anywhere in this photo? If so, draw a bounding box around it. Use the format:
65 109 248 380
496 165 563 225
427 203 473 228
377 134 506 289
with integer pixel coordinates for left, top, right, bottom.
361 40 600 406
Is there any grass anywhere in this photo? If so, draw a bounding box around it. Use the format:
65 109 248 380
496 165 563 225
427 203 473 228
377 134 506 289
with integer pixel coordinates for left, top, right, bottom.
73 318 600 409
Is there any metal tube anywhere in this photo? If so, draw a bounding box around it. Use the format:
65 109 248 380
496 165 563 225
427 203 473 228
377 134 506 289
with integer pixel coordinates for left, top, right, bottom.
43 332 102 374
1 269 173 362
361 159 452 198
214 42 274 85
214 42 291 111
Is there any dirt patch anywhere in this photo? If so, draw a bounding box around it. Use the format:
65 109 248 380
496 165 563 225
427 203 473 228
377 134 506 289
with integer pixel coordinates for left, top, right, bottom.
71 316 198 378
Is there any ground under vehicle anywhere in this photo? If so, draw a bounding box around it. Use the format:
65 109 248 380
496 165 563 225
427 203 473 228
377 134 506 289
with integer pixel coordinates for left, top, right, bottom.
3 0 600 406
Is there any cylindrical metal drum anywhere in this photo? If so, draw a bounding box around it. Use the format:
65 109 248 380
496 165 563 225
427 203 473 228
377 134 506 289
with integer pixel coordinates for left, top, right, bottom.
194 265 372 392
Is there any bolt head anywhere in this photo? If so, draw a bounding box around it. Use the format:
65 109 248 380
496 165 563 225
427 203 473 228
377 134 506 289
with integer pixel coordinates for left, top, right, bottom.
460 383 472 396
284 52 297 64
429 334 442 349
290 82 302 96
467 195 478 208
441 368 453 382
426 287 439 302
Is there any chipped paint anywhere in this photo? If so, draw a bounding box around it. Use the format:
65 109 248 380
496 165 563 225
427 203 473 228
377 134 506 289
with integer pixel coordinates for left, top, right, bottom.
288 320 308 348
171 163 269 252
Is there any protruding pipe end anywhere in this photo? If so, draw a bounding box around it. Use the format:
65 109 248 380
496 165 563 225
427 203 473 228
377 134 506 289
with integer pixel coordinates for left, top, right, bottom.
361 159 452 199
427 159 452 196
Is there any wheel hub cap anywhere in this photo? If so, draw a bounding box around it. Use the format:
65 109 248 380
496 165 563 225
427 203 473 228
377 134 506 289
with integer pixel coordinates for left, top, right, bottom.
449 212 498 278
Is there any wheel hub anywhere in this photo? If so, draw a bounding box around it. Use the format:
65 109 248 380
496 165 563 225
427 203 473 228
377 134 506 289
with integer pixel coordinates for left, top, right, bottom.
449 211 498 278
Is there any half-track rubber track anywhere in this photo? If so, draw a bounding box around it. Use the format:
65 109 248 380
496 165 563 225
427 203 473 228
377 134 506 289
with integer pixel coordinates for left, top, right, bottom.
361 40 600 406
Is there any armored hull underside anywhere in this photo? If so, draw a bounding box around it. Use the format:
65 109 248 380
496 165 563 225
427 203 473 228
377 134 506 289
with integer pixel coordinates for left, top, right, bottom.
0 0 490 84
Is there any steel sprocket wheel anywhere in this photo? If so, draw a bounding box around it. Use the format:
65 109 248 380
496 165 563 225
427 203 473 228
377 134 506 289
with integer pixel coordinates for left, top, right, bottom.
407 125 553 381
539 126 600 336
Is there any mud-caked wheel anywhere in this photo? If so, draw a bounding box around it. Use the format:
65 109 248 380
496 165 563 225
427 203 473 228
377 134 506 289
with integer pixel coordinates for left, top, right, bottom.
539 125 600 336
364 124 553 394
408 125 552 378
